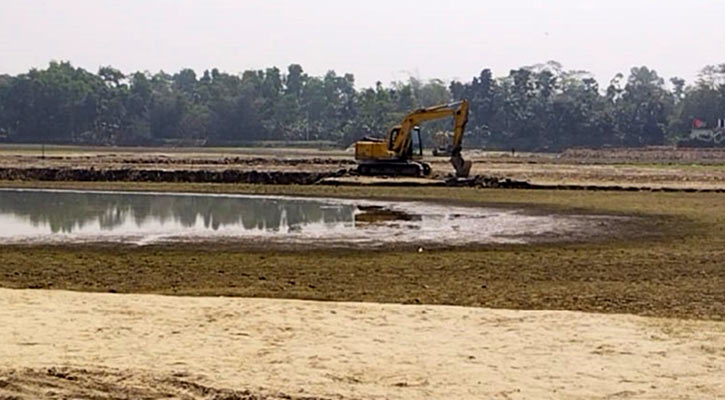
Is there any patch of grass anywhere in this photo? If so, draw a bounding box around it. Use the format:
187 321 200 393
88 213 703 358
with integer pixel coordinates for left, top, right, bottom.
0 181 723 320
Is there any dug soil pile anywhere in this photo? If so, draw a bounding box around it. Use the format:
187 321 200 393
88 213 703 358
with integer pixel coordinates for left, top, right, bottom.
0 167 347 185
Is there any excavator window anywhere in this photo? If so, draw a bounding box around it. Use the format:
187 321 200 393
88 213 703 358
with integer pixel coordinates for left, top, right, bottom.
388 128 399 151
411 127 423 156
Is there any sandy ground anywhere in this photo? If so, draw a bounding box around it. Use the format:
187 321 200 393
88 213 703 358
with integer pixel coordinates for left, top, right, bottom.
1 289 723 399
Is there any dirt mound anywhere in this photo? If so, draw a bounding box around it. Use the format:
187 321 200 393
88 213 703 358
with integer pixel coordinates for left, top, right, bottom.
114 156 356 166
0 167 348 185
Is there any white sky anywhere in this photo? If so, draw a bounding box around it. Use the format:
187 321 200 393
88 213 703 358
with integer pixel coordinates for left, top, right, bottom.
1 0 724 88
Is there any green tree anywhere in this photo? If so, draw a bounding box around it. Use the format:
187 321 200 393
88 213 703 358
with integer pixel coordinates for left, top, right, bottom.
614 66 673 146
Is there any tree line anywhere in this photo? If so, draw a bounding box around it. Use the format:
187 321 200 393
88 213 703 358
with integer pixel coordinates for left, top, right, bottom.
1 60 724 150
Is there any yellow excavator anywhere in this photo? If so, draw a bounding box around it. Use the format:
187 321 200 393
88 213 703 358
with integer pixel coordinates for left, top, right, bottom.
354 100 472 177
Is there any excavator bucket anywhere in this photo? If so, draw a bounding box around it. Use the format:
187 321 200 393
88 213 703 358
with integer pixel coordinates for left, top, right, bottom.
450 151 472 178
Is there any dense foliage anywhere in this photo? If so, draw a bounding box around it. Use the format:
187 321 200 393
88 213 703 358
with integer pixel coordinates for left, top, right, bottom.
1 61 724 150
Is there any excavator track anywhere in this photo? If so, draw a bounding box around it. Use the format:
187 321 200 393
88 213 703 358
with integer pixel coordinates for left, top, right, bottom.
357 161 431 177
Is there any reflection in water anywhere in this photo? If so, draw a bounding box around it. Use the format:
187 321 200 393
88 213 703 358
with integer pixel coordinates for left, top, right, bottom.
0 189 356 235
0 189 607 246
354 206 421 225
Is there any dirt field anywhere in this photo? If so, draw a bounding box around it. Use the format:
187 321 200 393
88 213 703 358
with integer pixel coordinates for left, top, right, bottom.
1 145 724 399
1 144 724 189
2 289 723 400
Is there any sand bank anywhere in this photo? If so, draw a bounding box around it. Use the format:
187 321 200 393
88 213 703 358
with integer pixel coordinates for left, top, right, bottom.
1 288 723 399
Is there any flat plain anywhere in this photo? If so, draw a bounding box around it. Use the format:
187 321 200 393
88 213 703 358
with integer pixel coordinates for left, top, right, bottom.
1 146 724 399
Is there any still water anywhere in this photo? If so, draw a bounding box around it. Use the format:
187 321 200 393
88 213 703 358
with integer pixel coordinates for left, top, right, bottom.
0 189 598 246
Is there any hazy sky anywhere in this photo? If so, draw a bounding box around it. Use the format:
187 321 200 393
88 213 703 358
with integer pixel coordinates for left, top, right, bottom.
1 0 724 87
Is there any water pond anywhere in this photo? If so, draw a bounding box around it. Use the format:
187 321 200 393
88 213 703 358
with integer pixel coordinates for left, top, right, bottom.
0 189 613 246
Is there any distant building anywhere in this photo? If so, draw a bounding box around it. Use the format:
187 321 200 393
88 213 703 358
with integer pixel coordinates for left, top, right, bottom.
679 118 725 147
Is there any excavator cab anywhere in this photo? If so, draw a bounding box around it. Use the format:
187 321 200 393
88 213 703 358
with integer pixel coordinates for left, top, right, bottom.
389 127 423 158
388 126 422 158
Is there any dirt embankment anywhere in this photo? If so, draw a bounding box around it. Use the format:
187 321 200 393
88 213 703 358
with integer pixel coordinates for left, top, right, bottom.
116 156 356 166
0 153 354 173
0 167 348 185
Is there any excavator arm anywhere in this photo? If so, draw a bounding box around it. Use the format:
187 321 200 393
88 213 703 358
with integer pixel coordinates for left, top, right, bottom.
449 100 472 177
388 100 471 177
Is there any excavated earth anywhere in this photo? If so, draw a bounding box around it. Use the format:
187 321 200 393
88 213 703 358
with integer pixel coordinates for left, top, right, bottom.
0 166 346 185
